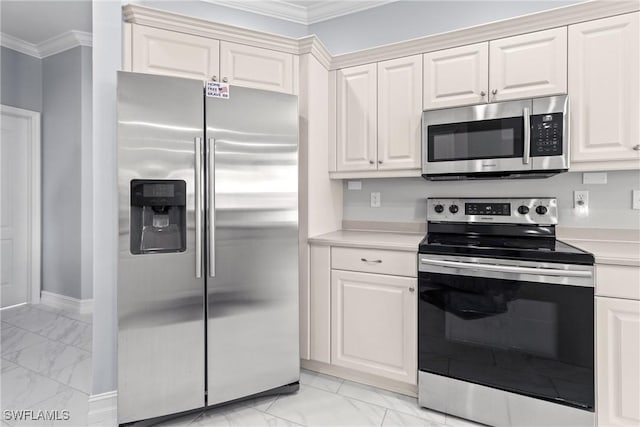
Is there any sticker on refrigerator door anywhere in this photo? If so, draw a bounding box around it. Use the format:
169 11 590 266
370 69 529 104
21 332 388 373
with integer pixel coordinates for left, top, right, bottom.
206 81 229 99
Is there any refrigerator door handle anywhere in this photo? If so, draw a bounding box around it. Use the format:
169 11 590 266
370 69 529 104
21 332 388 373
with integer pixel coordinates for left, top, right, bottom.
195 137 204 278
208 137 216 278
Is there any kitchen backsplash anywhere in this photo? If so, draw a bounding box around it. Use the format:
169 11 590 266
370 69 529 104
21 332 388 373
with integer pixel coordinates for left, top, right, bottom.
343 170 640 229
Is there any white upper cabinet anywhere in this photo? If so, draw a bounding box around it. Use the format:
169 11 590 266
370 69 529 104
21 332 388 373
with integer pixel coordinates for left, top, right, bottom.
423 43 489 109
336 64 378 172
489 27 567 102
131 25 220 80
568 13 640 170
377 55 422 170
219 42 294 94
423 28 567 110
597 296 640 427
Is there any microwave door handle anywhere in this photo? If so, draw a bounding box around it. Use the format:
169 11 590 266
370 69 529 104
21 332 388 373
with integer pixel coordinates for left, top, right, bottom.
523 107 531 165
420 258 592 278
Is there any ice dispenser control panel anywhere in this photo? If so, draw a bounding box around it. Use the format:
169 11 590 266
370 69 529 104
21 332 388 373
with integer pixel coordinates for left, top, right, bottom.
530 112 563 157
130 180 186 255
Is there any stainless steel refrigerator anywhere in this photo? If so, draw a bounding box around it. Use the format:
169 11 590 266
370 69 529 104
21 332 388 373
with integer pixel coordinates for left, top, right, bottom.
117 71 299 424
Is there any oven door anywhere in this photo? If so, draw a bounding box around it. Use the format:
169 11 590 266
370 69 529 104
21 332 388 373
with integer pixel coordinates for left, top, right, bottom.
418 254 594 411
422 99 533 176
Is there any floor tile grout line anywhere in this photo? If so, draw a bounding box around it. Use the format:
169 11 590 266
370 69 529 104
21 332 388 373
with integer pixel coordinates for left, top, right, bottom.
380 409 388 427
1 318 93 355
1 355 92 396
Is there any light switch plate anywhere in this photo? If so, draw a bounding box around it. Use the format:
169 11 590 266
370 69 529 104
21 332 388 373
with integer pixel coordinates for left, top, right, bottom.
370 192 381 208
633 190 640 210
583 172 607 184
347 181 362 190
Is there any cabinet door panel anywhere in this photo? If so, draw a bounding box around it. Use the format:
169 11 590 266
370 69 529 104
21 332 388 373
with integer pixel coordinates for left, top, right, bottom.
220 42 293 93
490 27 567 101
378 55 422 170
569 13 640 168
423 43 488 110
132 25 219 80
597 297 640 426
336 64 377 171
331 270 417 384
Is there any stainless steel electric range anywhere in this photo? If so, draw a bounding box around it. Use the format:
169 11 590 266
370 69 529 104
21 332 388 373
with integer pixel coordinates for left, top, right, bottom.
418 198 595 427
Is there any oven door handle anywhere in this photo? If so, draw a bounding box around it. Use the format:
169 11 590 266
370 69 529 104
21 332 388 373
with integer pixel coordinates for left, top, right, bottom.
419 258 592 278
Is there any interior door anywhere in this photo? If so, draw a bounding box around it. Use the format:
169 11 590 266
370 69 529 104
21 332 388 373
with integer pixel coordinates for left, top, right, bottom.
206 86 299 405
1 107 37 308
117 72 205 423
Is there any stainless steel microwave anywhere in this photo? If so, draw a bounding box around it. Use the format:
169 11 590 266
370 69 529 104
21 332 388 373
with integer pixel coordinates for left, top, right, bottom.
421 95 568 180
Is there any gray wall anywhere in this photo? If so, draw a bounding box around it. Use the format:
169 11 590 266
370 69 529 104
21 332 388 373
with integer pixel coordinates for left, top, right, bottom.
309 0 582 54
1 46 42 112
42 47 93 299
80 46 93 300
129 0 307 38
343 171 640 229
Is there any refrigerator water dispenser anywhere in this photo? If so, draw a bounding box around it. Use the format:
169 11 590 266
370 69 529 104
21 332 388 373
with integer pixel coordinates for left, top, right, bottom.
130 179 186 254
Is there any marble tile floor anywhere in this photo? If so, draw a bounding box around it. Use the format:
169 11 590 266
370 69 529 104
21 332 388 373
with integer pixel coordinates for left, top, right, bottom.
1 303 92 427
153 370 485 427
1 304 484 427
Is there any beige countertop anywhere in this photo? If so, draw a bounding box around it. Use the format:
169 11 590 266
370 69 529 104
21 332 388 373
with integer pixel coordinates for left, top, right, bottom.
308 230 424 252
309 226 640 267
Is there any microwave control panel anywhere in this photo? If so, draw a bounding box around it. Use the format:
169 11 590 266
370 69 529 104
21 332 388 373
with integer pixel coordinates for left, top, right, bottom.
530 112 563 157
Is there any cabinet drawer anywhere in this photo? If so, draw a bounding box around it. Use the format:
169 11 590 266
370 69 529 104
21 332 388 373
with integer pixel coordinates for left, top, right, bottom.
331 247 416 277
596 264 640 300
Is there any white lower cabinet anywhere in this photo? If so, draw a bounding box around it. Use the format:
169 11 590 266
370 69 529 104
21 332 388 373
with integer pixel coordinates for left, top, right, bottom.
331 269 417 384
596 296 640 427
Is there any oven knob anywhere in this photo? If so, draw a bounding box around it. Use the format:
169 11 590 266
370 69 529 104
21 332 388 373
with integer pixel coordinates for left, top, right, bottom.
536 205 548 215
517 205 530 215
449 204 459 214
434 204 444 213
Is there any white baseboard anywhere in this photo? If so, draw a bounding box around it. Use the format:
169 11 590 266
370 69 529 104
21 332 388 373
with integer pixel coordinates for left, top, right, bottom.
40 291 93 314
88 390 117 426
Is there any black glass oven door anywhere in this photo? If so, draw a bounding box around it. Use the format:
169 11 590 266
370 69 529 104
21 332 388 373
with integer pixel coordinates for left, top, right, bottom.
428 117 524 162
418 271 594 411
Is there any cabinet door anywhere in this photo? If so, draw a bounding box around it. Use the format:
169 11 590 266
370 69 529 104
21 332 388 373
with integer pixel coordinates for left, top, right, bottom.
331 270 417 384
569 13 640 169
131 25 219 80
489 27 567 102
423 42 488 110
597 297 640 426
220 42 293 93
336 64 377 171
378 55 422 170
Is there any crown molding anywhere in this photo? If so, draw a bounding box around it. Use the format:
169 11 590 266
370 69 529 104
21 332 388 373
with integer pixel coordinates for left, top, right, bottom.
330 0 640 70
1 30 92 59
39 31 93 58
123 4 332 69
205 1 396 25
0 33 40 58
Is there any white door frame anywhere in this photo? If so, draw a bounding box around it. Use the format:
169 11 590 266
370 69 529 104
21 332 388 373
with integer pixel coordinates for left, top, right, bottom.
1 104 41 305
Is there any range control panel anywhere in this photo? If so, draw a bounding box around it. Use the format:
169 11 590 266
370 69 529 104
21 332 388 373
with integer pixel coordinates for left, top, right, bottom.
427 197 558 225
530 113 563 157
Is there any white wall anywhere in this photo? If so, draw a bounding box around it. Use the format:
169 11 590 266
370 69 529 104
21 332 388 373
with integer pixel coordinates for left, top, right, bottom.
343 171 640 229
91 0 120 397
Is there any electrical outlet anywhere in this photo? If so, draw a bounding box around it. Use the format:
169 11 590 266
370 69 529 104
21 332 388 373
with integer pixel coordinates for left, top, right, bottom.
633 190 640 210
370 192 381 208
574 190 589 209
